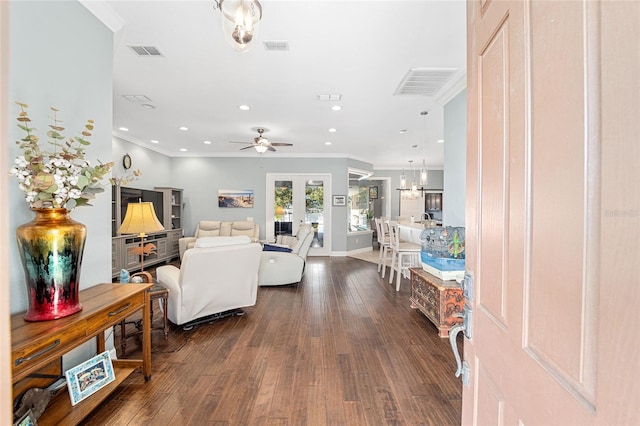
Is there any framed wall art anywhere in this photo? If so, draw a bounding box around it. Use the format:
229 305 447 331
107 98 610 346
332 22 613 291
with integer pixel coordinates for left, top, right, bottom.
333 195 346 206
218 189 254 208
369 186 378 199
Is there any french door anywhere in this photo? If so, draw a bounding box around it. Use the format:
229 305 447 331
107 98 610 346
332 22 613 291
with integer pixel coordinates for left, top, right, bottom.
266 174 331 256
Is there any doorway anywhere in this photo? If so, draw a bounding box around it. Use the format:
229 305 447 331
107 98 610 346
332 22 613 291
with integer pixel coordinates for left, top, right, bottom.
266 174 331 256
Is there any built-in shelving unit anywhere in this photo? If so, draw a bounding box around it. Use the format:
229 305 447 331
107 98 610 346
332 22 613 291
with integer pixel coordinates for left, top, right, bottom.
111 186 184 278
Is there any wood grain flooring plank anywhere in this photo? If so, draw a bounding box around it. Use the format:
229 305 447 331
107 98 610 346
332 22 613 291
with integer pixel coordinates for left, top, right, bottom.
82 257 461 425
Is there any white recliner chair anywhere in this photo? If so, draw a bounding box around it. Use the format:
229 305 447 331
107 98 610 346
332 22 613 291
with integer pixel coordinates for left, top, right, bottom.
258 224 315 286
156 236 261 327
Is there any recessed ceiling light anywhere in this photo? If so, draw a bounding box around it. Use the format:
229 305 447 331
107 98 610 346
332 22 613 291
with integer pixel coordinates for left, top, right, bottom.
150 140 159 144
179 148 187 152
325 141 332 146
179 126 189 131
119 127 129 132
328 128 337 133
400 129 407 134
203 140 212 145
238 105 250 111
331 105 342 111
437 139 444 143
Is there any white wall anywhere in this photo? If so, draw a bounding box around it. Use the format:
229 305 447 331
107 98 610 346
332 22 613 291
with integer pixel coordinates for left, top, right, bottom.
9 1 113 314
443 89 467 227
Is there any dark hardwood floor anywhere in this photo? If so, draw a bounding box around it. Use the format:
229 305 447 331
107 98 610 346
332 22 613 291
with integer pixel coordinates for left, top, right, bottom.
83 256 462 425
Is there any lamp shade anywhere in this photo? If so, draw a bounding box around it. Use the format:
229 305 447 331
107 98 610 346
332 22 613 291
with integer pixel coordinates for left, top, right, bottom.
117 202 164 235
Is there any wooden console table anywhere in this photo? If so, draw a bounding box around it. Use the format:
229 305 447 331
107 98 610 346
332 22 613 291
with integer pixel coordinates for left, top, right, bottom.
409 267 464 338
11 283 152 425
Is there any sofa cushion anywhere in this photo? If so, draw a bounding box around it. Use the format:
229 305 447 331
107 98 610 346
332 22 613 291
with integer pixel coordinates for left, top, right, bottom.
276 235 298 246
194 235 251 248
290 226 314 254
198 221 222 237
230 221 257 238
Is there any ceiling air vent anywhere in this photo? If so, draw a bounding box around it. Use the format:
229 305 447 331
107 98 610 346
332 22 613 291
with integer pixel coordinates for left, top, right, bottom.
128 45 163 56
394 68 458 96
263 40 289 51
317 94 342 101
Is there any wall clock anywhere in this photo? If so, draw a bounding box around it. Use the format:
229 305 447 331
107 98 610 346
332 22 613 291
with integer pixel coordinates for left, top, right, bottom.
122 154 132 170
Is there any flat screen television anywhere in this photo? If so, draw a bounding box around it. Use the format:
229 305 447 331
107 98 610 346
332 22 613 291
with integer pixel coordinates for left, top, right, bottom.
120 187 165 229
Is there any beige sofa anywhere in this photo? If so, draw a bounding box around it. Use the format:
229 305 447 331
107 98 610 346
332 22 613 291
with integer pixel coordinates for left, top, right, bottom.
179 220 260 259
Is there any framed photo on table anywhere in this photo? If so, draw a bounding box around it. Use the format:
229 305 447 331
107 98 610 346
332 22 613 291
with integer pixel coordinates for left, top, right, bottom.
333 195 346 206
369 186 378 199
65 351 115 406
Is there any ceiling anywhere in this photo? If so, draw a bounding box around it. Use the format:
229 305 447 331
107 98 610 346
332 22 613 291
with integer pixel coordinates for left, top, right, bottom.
99 0 467 170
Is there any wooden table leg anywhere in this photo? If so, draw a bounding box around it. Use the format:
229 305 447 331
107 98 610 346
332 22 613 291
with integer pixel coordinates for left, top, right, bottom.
162 296 169 341
142 289 151 381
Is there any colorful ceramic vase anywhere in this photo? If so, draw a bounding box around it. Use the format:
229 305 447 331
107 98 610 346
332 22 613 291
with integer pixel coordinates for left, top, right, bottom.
16 208 86 321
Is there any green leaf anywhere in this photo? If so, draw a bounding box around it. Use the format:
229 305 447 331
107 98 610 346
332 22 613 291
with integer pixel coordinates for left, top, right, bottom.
77 175 89 189
66 199 77 210
46 130 64 140
43 184 58 194
74 136 91 146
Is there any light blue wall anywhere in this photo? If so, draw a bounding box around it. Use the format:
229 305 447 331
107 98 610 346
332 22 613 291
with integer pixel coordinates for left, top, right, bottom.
170 156 350 252
112 136 172 190
443 89 466 227
9 1 113 314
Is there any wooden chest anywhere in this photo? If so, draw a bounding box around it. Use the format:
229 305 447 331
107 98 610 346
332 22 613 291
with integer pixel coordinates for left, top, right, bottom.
410 267 464 337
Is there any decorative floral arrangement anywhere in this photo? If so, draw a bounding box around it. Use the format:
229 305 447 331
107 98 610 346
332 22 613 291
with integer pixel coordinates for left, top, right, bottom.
109 169 142 187
9 102 114 210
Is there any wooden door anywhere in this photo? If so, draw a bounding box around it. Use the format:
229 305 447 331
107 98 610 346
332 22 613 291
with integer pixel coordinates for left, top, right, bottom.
462 1 639 424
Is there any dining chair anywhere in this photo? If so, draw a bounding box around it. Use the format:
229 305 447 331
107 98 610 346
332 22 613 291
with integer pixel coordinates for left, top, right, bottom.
375 217 392 277
388 221 422 291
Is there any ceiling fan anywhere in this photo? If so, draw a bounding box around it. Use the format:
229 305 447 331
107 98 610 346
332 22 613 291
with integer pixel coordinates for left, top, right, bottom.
230 128 293 153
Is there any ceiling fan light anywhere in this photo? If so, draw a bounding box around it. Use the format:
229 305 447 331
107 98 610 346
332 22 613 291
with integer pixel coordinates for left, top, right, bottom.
255 145 268 153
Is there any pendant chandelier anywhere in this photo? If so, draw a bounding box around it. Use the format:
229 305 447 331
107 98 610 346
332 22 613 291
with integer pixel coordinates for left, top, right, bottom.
214 0 263 53
419 111 429 186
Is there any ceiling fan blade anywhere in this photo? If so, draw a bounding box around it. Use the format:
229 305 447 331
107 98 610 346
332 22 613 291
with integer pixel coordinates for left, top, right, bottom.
230 141 253 145
268 146 277 152
240 145 256 150
269 143 293 147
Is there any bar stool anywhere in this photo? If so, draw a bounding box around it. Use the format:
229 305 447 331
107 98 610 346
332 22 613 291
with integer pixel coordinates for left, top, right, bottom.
388 221 421 291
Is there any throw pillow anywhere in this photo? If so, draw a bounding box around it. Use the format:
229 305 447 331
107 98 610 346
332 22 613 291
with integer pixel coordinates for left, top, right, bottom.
263 244 293 253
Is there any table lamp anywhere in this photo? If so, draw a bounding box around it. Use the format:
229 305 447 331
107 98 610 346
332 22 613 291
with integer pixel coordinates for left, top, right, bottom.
117 201 164 272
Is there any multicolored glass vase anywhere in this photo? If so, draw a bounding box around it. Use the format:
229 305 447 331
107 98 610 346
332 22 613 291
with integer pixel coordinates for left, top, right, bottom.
16 208 86 321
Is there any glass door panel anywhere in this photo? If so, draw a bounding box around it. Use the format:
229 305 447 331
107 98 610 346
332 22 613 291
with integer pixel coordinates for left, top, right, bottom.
267 174 331 256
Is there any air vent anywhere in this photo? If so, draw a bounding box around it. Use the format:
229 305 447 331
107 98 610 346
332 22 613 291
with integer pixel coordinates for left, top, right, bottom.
263 40 289 51
122 95 152 103
317 94 342 101
394 68 458 96
128 45 163 56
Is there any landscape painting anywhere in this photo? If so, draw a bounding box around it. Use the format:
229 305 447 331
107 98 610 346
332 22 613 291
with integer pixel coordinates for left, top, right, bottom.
218 189 254 208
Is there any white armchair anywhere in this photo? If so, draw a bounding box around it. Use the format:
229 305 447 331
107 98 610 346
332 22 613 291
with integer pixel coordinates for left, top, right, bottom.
258 224 315 286
156 236 261 327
